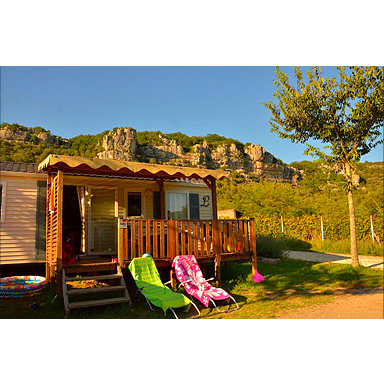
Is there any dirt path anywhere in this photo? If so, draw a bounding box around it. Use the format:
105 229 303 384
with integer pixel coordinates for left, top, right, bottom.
285 250 384 269
276 289 384 319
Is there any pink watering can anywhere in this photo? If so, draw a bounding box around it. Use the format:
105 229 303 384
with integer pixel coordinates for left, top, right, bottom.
253 269 265 283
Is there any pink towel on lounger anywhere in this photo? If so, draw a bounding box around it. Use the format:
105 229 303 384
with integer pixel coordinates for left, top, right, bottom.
172 255 230 308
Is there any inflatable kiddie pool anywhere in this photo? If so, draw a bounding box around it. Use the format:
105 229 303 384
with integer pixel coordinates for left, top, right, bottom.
0 276 48 298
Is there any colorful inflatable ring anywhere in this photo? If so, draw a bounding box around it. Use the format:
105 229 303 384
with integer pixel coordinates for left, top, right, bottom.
0 276 48 298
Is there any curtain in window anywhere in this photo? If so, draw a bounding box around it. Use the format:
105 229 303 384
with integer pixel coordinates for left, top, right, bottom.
167 193 188 220
76 186 86 253
90 188 116 253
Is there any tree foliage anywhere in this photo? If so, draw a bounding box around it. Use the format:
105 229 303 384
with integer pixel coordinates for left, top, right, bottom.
263 66 384 177
263 66 384 266
136 130 245 153
217 161 383 218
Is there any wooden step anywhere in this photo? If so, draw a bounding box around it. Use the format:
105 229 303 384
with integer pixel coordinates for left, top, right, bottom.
67 285 126 295
62 264 131 317
65 274 122 282
63 262 117 274
68 297 130 310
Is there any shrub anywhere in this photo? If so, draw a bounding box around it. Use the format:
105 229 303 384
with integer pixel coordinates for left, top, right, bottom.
256 236 286 259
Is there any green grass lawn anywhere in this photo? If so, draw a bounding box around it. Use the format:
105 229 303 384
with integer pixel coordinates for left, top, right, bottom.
1 259 382 319
210 259 383 319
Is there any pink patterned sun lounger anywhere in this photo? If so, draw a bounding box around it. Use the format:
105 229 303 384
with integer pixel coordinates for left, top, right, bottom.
172 255 239 312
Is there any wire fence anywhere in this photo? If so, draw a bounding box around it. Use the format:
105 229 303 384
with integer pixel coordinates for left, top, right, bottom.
250 214 383 244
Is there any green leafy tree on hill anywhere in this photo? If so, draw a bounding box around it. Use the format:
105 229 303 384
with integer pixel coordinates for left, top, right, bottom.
264 66 384 267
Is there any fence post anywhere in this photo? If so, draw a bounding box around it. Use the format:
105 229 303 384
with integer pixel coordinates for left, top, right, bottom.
167 219 177 259
321 215 324 242
167 220 177 289
370 215 375 244
118 218 125 266
56 169 64 302
213 219 221 285
281 216 285 240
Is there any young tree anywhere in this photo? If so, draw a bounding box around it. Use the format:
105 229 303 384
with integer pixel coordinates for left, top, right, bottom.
264 66 384 267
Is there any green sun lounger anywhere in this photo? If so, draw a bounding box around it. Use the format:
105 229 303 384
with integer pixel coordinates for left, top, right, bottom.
128 256 200 319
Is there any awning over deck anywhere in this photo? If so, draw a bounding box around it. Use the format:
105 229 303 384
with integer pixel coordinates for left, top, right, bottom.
38 154 228 180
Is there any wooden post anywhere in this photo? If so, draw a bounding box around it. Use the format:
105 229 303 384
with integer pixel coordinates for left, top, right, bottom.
167 219 176 259
167 219 177 289
213 219 221 285
56 169 64 301
214 258 221 286
249 219 257 274
202 176 217 220
118 218 123 266
281 216 285 240
203 176 220 283
211 178 218 221
321 215 324 242
45 170 52 281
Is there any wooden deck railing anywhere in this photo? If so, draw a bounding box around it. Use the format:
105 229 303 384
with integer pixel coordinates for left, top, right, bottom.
117 218 256 265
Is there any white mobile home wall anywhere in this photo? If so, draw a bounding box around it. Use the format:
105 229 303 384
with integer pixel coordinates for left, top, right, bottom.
0 172 46 265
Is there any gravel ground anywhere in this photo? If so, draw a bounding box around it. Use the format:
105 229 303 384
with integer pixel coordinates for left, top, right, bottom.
276 251 384 319
276 288 384 319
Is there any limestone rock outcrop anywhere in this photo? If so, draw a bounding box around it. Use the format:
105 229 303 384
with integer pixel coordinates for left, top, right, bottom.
0 126 70 147
1 124 301 183
95 128 301 183
96 127 137 161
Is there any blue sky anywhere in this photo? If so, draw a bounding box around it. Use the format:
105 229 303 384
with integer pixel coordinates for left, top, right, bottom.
1 66 383 164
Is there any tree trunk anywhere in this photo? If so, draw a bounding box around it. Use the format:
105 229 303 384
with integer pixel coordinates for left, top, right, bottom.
347 182 359 267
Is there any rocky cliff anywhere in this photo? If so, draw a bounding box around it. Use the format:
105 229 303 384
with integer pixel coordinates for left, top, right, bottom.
0 123 301 183
96 128 137 161
0 125 70 147
96 128 301 183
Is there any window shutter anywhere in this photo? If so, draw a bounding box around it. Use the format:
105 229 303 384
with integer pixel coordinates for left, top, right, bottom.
35 181 47 259
189 193 200 220
153 191 161 219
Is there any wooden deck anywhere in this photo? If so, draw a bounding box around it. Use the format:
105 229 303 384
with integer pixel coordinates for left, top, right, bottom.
117 218 257 280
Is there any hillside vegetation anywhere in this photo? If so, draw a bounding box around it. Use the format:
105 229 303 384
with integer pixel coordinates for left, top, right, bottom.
0 123 247 163
217 160 383 254
218 160 383 218
1 122 383 253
